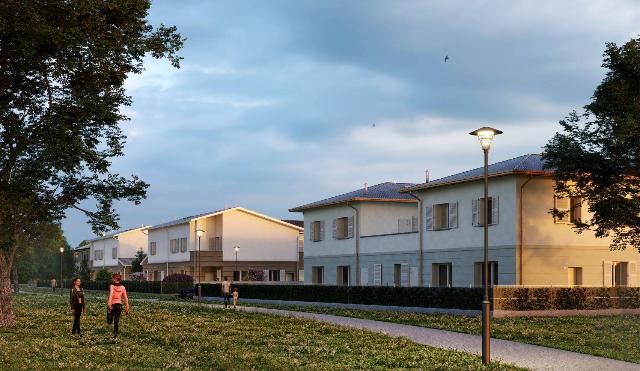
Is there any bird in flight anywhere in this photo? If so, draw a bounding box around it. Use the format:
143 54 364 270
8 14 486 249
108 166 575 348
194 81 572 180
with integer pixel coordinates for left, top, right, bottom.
372 123 376 127
444 55 450 62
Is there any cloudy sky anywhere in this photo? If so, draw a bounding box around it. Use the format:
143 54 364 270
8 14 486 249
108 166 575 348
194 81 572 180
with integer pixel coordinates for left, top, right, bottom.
63 0 640 246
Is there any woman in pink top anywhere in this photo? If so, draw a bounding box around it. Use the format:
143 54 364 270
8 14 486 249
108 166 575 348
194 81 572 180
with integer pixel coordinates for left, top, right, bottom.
107 273 129 339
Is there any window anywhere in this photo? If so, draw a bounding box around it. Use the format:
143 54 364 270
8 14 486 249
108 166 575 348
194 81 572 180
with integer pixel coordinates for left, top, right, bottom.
297 235 304 252
613 262 629 287
336 266 350 286
568 267 582 286
474 262 498 287
554 197 582 224
94 250 103 260
394 263 409 287
179 237 187 252
285 272 295 282
269 269 281 282
433 203 449 230
209 236 222 251
233 270 240 281
398 218 412 233
432 263 452 287
333 217 353 239
311 221 324 242
312 266 324 284
373 264 382 286
149 242 157 256
473 197 498 226
111 247 117 259
170 239 178 253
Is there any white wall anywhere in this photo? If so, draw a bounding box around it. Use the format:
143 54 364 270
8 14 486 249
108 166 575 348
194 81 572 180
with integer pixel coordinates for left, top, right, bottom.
147 223 191 264
221 209 299 261
89 238 117 268
360 202 418 236
117 229 148 259
417 176 518 250
303 205 357 257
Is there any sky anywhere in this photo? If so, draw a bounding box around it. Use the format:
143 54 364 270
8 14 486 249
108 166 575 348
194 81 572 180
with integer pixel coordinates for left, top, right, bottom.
62 0 640 246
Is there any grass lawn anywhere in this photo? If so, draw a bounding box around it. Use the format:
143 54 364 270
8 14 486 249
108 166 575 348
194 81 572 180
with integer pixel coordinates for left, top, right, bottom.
0 292 522 370
242 304 640 364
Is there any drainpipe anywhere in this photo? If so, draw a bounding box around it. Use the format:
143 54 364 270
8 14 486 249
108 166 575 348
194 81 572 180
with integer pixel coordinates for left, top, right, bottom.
519 176 533 286
408 192 424 287
347 203 360 285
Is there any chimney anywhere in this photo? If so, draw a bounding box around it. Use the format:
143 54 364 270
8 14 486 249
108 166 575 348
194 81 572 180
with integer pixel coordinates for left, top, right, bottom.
364 182 368 195
425 169 430 183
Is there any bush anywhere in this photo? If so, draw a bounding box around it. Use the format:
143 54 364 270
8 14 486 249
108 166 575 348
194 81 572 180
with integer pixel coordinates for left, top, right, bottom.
494 287 640 311
161 274 194 294
128 271 146 281
162 273 194 284
199 284 483 310
248 268 264 281
95 269 112 281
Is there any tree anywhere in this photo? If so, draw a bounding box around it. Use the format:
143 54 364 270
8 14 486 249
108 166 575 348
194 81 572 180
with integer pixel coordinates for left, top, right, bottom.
0 0 183 326
95 269 113 281
77 258 92 282
131 248 146 273
543 37 640 252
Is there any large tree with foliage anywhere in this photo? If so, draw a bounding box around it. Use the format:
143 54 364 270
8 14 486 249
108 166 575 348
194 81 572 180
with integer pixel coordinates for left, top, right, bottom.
0 0 183 326
543 37 640 252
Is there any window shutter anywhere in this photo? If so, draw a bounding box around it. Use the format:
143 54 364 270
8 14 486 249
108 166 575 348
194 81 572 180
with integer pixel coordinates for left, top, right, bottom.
448 202 458 229
309 222 316 241
263 269 269 281
603 261 613 287
373 264 382 286
360 267 369 286
425 206 433 230
629 261 637 287
332 219 338 239
555 197 570 223
409 266 419 287
491 197 499 225
472 199 478 227
412 216 418 232
319 221 325 241
401 263 409 287
279 269 286 281
347 216 354 238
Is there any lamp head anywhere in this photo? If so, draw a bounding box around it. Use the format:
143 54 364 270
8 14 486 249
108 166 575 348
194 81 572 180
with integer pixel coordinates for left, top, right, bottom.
234 246 240 252
59 247 64 253
469 126 502 150
196 229 205 237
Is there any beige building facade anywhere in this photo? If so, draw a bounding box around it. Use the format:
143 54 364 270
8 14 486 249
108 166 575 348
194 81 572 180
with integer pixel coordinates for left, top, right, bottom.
83 226 149 280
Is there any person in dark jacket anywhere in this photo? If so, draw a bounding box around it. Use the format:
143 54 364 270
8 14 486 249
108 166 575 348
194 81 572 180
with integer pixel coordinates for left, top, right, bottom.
69 277 86 336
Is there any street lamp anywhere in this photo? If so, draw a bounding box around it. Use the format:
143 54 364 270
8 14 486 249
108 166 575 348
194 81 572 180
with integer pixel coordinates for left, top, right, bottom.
196 228 205 299
234 246 240 281
470 126 502 365
59 247 64 294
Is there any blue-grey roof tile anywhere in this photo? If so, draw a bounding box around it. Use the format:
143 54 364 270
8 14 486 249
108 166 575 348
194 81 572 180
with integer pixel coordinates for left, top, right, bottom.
290 182 417 211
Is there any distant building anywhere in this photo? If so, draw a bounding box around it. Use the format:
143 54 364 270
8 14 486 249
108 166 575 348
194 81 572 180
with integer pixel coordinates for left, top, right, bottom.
82 226 149 280
142 207 304 282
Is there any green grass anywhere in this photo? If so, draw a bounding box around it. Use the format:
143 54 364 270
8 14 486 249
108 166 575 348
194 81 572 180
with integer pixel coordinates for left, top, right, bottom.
0 292 522 370
241 304 640 363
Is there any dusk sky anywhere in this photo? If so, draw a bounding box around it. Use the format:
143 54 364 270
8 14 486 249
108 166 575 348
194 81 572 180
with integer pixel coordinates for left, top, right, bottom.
63 1 640 246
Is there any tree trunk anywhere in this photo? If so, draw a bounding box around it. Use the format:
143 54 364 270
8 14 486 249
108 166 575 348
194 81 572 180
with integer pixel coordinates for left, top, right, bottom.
0 251 16 327
13 264 19 294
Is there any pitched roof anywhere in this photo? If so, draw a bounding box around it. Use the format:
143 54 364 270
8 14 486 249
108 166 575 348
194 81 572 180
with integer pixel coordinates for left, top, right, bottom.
403 154 553 192
148 206 304 231
282 219 304 228
84 225 149 244
289 182 418 212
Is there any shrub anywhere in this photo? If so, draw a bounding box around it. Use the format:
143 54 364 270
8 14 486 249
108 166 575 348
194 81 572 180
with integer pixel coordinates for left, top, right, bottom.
128 271 146 281
248 268 264 281
162 273 194 284
494 287 640 311
95 269 112 281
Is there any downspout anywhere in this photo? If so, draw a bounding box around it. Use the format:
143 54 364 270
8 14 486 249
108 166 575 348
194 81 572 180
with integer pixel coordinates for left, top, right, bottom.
408 192 424 286
347 203 360 285
519 176 533 286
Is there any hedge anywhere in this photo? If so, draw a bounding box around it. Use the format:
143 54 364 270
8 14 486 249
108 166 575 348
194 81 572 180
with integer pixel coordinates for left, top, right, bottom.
39 279 162 293
200 284 484 310
494 287 640 310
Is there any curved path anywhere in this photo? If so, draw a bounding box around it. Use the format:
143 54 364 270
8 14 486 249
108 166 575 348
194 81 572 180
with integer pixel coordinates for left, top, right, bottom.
213 303 637 371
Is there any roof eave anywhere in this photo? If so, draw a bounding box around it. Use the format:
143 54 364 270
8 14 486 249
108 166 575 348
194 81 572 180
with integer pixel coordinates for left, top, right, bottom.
289 197 418 212
402 170 554 192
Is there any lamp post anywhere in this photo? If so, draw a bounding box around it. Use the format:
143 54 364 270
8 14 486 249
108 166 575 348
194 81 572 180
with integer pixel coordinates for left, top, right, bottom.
469 126 502 365
196 228 204 299
59 247 64 294
234 246 240 281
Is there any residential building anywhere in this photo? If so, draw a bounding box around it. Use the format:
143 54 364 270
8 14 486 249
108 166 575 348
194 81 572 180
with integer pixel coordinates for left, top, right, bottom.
72 244 91 271
84 226 149 279
404 153 639 287
142 207 304 282
289 182 420 286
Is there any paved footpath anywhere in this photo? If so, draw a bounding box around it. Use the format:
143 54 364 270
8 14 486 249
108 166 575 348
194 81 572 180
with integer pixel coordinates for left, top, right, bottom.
184 301 637 371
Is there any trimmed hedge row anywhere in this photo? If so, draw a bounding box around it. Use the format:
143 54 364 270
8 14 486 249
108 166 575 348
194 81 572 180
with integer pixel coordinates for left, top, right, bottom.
494 287 640 310
201 284 484 310
39 279 162 293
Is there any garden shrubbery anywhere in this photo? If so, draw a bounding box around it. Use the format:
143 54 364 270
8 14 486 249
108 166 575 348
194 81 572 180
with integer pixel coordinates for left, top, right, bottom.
494 287 640 310
200 284 484 310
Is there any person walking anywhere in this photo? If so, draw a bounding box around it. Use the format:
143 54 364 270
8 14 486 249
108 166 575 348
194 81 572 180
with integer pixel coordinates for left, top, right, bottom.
221 276 231 308
107 273 129 339
50 277 57 292
69 278 86 336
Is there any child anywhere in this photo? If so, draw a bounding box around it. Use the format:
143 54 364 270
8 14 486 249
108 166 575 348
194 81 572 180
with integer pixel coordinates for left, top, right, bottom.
232 287 239 309
107 273 129 339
